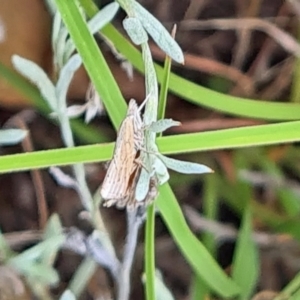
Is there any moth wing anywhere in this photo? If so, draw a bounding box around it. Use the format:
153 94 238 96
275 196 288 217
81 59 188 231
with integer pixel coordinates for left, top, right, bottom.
100 116 137 200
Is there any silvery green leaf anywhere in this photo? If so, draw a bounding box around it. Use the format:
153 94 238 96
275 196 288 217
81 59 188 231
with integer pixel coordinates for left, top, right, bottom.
88 2 119 34
63 40 76 66
121 60 134 81
123 17 148 45
134 2 184 64
148 119 181 133
44 214 63 239
41 214 63 265
66 104 88 119
0 129 27 146
45 0 56 15
19 262 59 285
8 235 64 263
157 154 213 174
135 168 151 201
12 55 57 111
142 46 159 124
153 156 169 185
117 0 135 14
52 11 62 51
84 84 104 123
0 228 13 259
155 270 175 300
85 102 99 123
60 290 76 300
56 54 82 110
49 167 78 189
55 26 70 68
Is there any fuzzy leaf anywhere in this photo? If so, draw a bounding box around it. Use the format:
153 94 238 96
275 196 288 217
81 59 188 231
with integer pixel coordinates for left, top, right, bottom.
88 2 120 34
0 129 27 146
134 2 184 63
50 167 78 189
56 54 82 111
84 84 103 123
155 270 175 300
12 55 57 111
60 290 76 300
42 214 64 265
157 154 213 174
121 60 134 81
123 17 148 45
148 119 181 133
8 235 64 263
52 10 62 50
0 228 13 259
135 168 151 201
54 21 69 69
22 262 59 285
65 104 88 119
153 156 169 185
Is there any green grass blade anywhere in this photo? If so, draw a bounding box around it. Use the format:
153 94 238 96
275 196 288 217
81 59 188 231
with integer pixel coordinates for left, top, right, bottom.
232 203 259 299
157 184 240 298
0 143 113 174
157 120 300 154
2 120 300 173
274 272 300 300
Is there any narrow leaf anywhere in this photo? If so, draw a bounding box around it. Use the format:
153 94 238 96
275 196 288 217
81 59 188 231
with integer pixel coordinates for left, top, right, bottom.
65 104 88 119
60 290 76 300
134 2 184 64
148 119 180 133
232 205 259 299
50 167 78 189
153 156 169 184
12 55 57 111
123 17 148 45
157 154 213 174
157 185 240 297
42 214 64 265
56 54 82 110
0 129 27 146
136 168 151 201
9 259 59 285
68 257 97 297
0 228 13 259
8 235 64 263
154 270 175 300
52 10 62 50
88 2 120 34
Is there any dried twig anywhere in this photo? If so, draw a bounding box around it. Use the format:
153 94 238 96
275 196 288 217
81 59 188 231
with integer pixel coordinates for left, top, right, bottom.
4 111 48 229
180 18 300 57
183 204 297 248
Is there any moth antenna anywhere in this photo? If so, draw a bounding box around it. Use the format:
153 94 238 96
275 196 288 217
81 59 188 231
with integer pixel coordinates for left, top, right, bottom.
138 93 152 112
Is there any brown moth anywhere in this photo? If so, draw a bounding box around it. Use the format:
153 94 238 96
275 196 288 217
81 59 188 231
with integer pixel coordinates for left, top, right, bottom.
100 99 145 207
114 169 158 210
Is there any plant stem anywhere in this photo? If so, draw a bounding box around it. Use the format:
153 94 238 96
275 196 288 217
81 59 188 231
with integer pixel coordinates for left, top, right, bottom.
118 208 144 300
144 203 156 300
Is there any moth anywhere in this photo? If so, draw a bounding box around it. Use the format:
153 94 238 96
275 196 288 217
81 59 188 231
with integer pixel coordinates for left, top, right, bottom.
100 99 146 207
